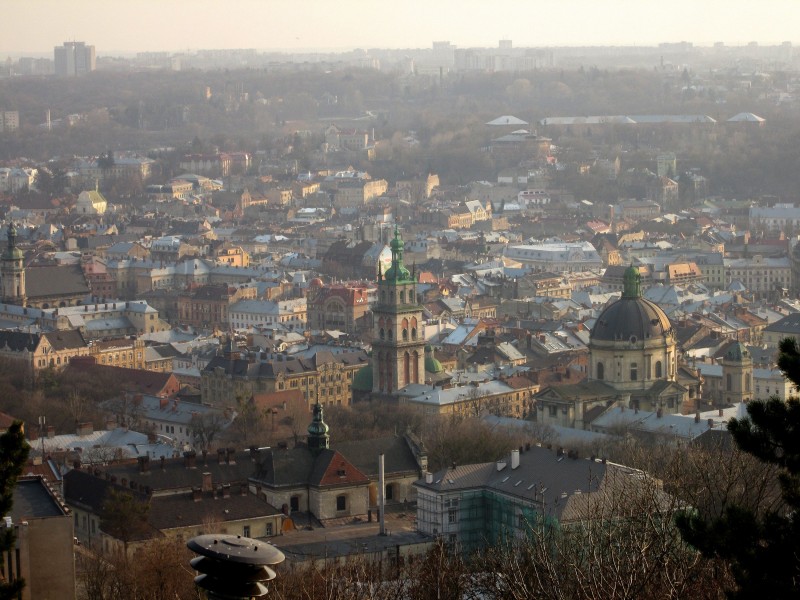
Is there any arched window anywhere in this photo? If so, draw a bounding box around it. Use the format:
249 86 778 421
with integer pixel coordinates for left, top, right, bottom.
380 328 385 340
655 361 662 378
409 290 415 303
399 291 405 303
388 329 393 340
596 362 604 380
402 329 408 341
411 327 417 340
404 352 410 386
412 351 419 383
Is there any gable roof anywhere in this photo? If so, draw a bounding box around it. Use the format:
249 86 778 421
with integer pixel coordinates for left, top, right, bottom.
333 436 421 477
25 264 91 300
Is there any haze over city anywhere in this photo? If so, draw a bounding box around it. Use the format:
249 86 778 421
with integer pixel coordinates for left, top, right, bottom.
5 0 800 55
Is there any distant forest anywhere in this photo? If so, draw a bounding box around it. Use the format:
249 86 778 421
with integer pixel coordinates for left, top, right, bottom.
2 66 800 199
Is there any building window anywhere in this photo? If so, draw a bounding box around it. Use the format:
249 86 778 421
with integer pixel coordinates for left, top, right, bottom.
243 526 251 537
630 363 638 381
265 523 273 537
655 361 663 378
726 373 732 391
596 362 604 380
336 495 347 511
448 509 458 524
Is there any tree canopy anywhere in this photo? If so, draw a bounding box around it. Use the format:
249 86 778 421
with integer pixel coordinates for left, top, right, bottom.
676 337 800 599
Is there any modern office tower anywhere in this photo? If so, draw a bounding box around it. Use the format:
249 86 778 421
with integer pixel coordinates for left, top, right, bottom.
54 41 96 76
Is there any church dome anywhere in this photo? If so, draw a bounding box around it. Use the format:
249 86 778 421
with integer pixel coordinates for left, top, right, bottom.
424 345 444 373
723 341 750 362
352 364 373 391
591 266 672 343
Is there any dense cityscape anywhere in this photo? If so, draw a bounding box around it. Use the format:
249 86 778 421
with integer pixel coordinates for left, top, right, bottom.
1 28 800 600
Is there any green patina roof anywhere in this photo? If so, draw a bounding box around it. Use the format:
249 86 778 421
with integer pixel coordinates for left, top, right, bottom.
425 345 444 373
622 265 642 298
352 364 373 391
383 226 413 283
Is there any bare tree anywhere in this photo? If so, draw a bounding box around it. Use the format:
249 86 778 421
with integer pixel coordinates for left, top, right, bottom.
189 412 225 452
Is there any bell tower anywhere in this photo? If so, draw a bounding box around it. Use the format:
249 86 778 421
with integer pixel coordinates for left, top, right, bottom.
1 223 26 306
371 226 425 395
721 342 753 405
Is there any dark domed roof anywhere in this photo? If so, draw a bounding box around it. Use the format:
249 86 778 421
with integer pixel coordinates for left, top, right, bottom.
590 265 672 343
591 296 672 343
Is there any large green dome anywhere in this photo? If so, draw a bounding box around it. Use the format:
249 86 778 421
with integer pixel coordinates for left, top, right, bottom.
352 365 373 391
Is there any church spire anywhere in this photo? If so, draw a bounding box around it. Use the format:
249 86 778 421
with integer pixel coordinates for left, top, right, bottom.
307 402 330 456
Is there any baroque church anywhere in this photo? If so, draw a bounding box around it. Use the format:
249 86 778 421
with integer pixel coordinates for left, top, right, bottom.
0 222 91 308
535 265 701 429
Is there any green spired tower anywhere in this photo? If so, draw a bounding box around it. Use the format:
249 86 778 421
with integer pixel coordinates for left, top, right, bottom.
371 226 425 395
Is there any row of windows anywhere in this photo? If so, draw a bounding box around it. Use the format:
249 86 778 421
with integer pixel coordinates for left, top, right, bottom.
596 360 663 381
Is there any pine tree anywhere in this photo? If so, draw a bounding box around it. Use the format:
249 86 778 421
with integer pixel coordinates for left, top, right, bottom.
676 337 800 599
0 421 31 599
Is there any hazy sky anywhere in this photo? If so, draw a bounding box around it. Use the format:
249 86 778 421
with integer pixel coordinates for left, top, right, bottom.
5 0 800 56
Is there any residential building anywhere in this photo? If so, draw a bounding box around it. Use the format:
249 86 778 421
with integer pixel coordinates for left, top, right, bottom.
723 254 791 296
503 242 603 273
64 452 283 554
229 298 307 332
54 41 95 76
201 345 368 408
306 281 371 334
3 476 75 600
177 283 257 329
415 446 645 552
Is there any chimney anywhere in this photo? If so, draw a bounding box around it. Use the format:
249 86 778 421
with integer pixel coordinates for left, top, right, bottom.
425 472 433 484
222 484 231 498
718 408 724 417
192 487 202 502
184 450 197 469
496 460 507 471
708 418 714 428
160 398 169 410
226 448 236 464
202 472 212 492
47 426 55 439
137 456 150 473
656 408 663 419
694 411 701 423
77 422 93 436
511 449 520 469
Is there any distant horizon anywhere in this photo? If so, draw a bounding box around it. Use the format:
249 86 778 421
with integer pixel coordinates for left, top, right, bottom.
6 39 798 60
4 0 800 57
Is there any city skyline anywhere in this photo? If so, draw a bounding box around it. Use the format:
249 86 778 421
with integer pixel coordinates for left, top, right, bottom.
4 0 800 56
